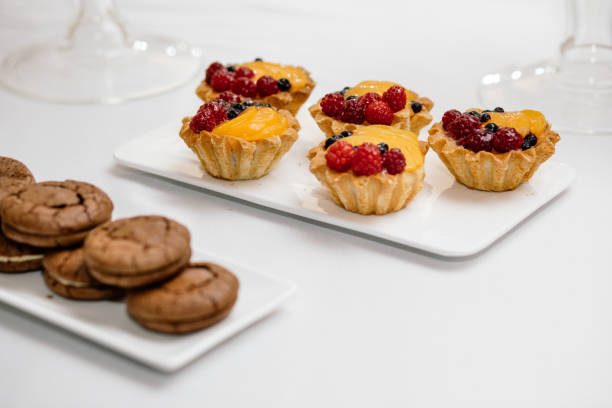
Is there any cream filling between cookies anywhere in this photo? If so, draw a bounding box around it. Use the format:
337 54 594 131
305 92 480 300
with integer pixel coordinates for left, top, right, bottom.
0 254 44 263
47 270 91 288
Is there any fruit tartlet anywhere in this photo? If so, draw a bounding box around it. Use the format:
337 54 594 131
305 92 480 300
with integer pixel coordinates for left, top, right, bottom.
195 59 315 115
180 99 300 181
309 81 433 138
428 107 560 191
308 126 428 215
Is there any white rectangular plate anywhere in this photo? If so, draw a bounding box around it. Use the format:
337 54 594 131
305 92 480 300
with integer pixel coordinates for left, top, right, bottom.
0 250 296 372
114 117 575 257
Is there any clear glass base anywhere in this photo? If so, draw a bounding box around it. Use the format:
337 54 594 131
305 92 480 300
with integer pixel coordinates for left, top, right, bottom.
0 36 202 104
479 58 612 135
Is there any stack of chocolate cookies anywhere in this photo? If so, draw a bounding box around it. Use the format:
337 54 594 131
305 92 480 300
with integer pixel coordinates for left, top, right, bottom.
0 157 239 335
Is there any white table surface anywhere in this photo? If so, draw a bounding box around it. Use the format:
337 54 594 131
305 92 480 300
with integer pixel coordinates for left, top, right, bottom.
1 0 611 406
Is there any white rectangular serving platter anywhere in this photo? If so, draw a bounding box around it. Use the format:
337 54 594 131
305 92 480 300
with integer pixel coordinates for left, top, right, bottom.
114 116 575 257
0 250 296 372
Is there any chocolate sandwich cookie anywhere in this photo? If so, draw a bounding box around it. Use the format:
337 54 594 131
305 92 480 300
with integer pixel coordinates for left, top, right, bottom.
0 231 43 273
0 156 35 203
0 180 113 248
42 248 123 300
127 263 239 334
83 215 191 288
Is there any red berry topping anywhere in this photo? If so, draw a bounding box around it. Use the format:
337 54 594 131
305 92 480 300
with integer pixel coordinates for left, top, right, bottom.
492 127 523 152
234 66 254 79
382 86 407 112
217 91 242 104
325 141 354 172
460 129 493 152
320 92 345 118
382 148 406 174
205 62 224 85
442 109 463 130
446 113 481 140
352 143 383 176
358 92 383 108
198 100 227 123
256 75 279 97
340 98 366 124
190 110 214 133
231 77 257 98
210 70 235 92
365 101 394 125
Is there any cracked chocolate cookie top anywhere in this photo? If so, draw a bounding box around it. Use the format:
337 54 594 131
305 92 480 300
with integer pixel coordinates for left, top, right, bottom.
83 215 191 274
0 180 113 235
127 262 239 321
0 156 35 203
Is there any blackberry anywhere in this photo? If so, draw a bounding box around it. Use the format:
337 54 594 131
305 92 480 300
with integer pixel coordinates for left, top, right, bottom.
232 103 247 112
226 65 236 72
227 109 240 119
346 95 358 100
339 86 350 95
277 78 291 92
494 107 505 112
484 122 499 132
480 112 491 123
411 101 423 113
340 130 352 137
325 135 340 149
522 133 538 150
377 142 389 155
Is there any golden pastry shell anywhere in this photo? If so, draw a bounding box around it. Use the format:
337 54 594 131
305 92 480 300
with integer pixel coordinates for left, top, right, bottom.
308 93 433 138
195 65 315 116
179 109 300 181
307 141 428 215
427 122 560 191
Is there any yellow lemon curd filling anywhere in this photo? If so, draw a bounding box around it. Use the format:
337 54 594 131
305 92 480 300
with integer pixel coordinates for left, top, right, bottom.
477 109 547 137
338 125 424 172
240 61 308 90
346 80 417 100
213 107 289 141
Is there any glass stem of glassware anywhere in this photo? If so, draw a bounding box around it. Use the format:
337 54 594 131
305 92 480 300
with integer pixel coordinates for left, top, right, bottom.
559 0 612 90
66 0 129 57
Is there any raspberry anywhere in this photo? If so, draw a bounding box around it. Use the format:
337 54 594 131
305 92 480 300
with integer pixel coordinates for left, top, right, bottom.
492 127 523 152
460 129 493 152
256 75 279 97
352 143 383 176
383 148 406 174
234 66 254 79
210 70 235 92
446 113 481 140
231 77 257 98
358 92 383 108
365 101 394 125
320 92 345 118
382 86 407 112
441 109 462 130
217 91 242 104
205 61 224 84
195 101 227 127
340 98 366 124
325 141 354 172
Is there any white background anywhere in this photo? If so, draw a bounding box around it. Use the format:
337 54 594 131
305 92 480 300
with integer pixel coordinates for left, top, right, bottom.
1 0 611 406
